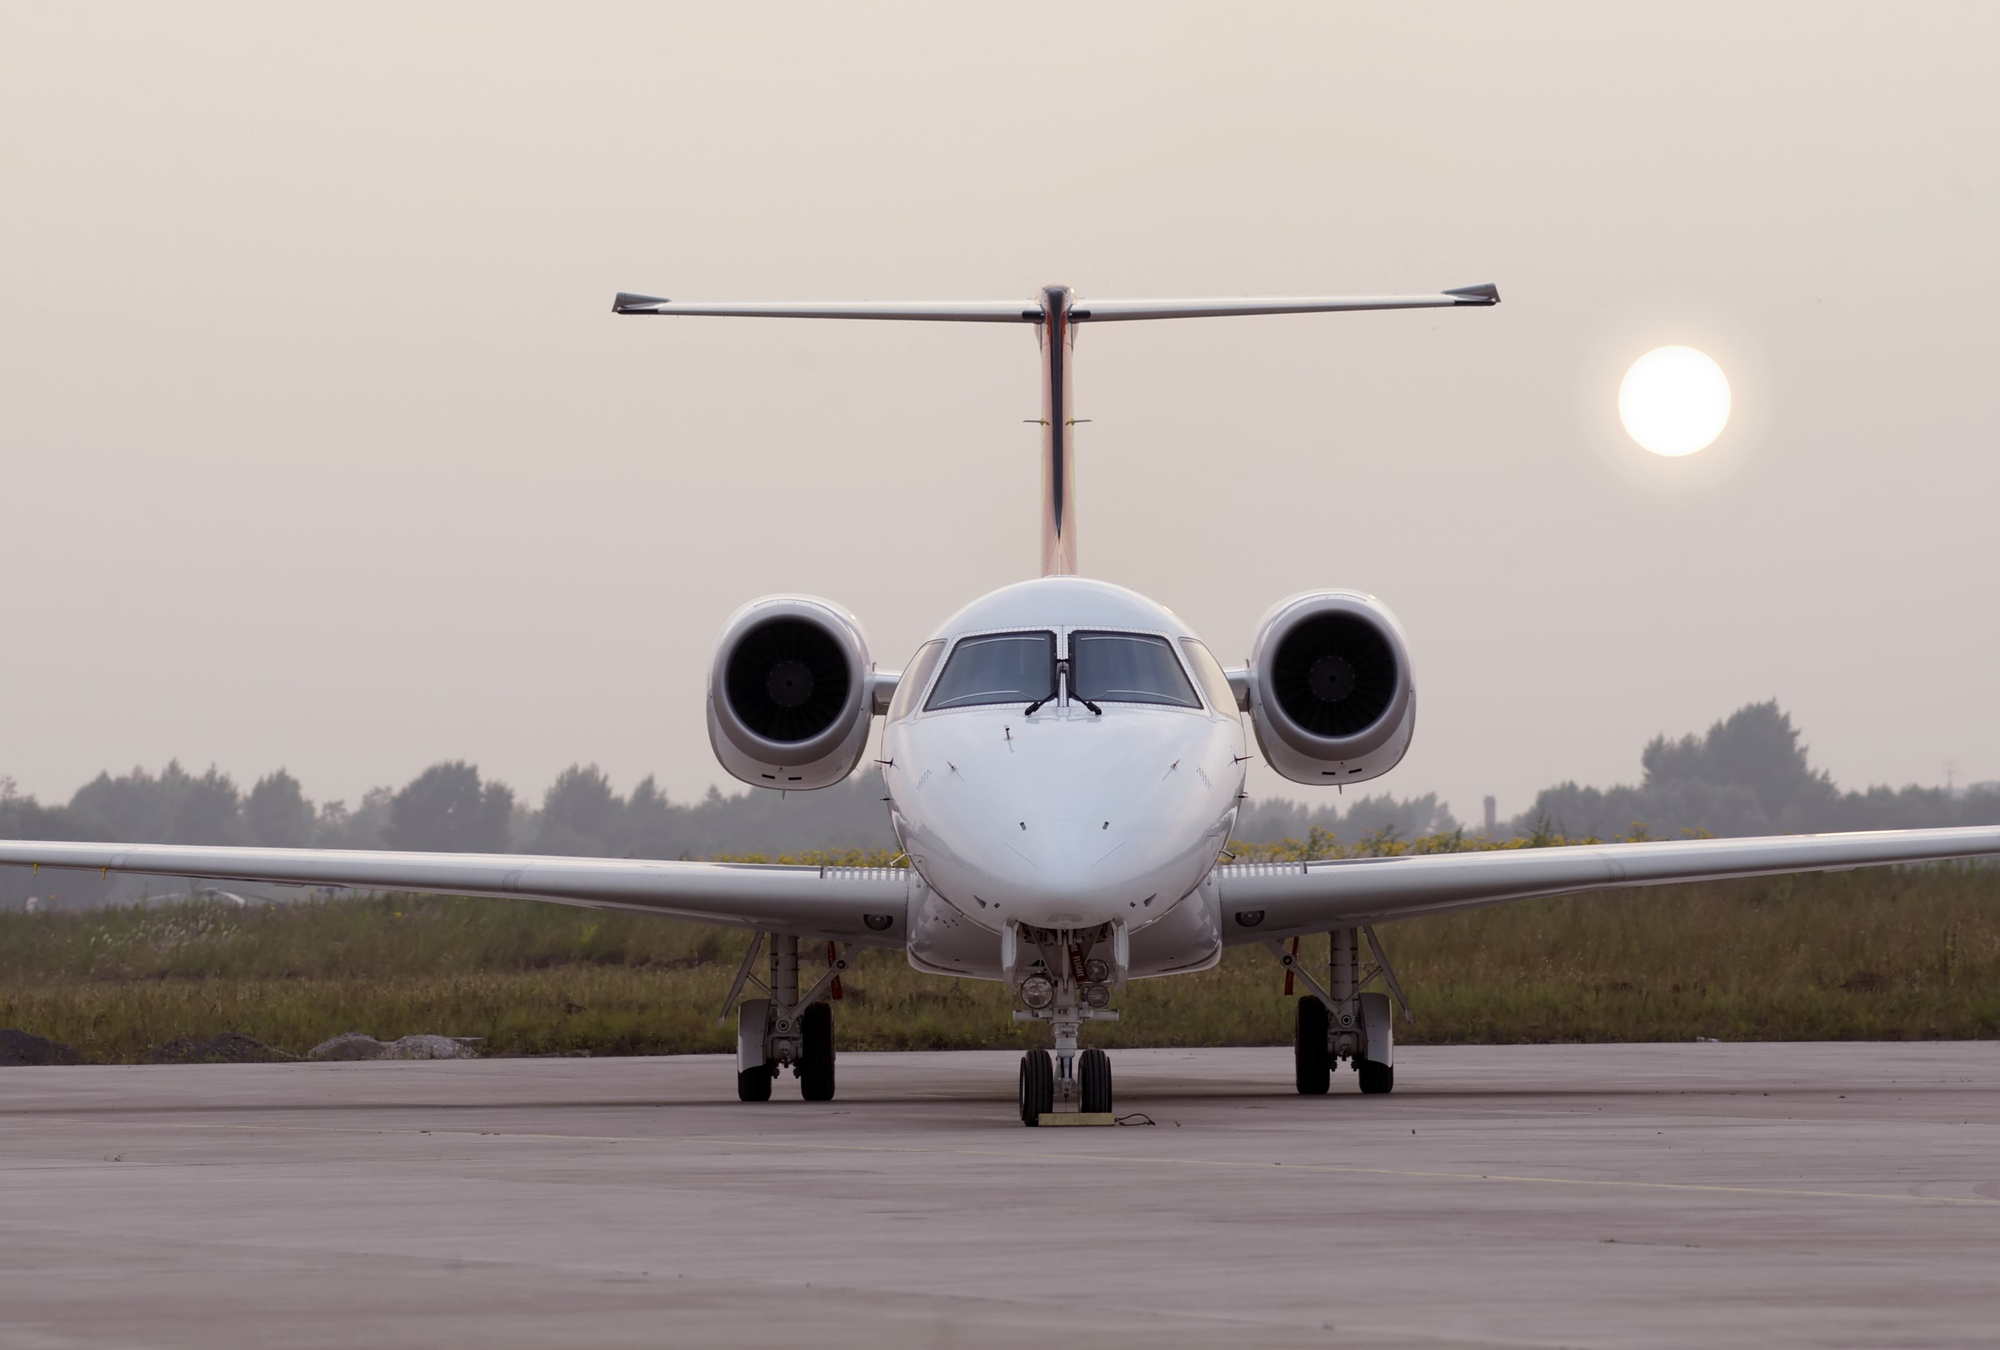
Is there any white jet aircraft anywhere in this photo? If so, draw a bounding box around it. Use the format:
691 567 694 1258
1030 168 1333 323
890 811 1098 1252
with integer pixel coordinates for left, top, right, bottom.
8 281 1999 1124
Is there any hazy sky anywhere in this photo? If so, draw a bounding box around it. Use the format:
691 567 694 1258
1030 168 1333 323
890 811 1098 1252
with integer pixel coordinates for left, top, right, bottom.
3 2 1996 823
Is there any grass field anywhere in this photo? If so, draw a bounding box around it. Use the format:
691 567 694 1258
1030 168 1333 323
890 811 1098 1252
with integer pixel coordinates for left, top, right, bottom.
4 859 1997 1063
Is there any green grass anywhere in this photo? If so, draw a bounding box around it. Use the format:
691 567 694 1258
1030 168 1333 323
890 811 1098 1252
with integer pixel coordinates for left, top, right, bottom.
3 864 1997 1062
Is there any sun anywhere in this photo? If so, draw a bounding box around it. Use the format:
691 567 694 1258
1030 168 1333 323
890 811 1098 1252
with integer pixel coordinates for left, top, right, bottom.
1618 346 1731 457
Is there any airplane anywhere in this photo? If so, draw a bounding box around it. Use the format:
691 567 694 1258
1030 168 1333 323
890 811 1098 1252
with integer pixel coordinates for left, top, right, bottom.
7 280 1999 1125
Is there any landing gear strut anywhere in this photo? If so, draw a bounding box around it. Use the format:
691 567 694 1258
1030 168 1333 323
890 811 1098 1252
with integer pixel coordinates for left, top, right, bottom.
727 932 850 1103
1271 925 1406 1095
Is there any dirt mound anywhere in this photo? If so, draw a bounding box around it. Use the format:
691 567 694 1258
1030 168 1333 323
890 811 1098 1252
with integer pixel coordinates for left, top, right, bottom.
143 1033 297 1065
0 1028 87 1066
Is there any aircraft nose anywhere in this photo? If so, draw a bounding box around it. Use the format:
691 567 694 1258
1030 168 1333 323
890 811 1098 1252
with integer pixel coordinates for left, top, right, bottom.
1000 813 1160 926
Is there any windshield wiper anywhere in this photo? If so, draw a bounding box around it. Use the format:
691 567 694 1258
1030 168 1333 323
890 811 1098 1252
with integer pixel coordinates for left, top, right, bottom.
1025 658 1062 715
1025 659 1101 716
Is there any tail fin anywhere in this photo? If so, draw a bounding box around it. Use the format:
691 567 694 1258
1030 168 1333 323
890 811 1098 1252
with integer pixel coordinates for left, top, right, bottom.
614 283 1499 577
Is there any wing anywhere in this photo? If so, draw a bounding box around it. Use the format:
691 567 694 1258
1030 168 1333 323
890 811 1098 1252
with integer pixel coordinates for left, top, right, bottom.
0 840 911 946
1215 825 2000 942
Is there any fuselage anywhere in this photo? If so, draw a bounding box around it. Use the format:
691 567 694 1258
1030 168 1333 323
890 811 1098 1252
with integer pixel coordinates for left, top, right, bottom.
882 577 1246 967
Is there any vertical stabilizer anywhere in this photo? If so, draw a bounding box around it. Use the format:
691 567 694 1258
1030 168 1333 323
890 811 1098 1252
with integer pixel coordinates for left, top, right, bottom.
1037 284 1077 576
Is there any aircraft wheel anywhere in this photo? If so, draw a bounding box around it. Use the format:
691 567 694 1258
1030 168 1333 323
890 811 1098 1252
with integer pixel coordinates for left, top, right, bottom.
799 1002 836 1101
1357 1059 1394 1095
1079 1048 1113 1115
1295 996 1331 1095
1019 1049 1054 1125
737 1063 774 1102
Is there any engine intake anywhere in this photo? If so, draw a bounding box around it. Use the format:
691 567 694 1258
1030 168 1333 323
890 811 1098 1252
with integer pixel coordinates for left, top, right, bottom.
1270 611 1399 738
724 618 854 744
709 597 875 790
1246 591 1415 786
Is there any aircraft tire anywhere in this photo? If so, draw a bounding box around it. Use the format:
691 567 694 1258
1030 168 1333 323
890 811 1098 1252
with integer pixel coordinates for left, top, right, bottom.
1295 996 1331 1095
1079 1048 1113 1114
800 1002 836 1101
737 1063 774 1102
1019 1049 1054 1125
1357 1058 1394 1095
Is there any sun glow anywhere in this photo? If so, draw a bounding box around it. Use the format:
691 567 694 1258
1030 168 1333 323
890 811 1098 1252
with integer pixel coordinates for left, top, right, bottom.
1618 346 1731 457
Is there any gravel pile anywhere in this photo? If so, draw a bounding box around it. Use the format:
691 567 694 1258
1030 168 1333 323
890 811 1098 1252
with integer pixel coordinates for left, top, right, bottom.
307 1033 481 1061
143 1033 297 1064
0 1029 87 1066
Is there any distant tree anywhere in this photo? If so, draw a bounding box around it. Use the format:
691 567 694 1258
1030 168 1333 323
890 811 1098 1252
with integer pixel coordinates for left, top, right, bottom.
385 762 513 853
1514 700 1993 839
314 786 393 850
69 766 167 840
245 770 315 848
161 763 244 844
68 761 244 845
1642 701 1837 831
1233 791 1458 847
537 764 621 854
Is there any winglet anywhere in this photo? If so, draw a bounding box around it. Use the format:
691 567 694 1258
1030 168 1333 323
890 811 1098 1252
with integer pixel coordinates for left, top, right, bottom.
1443 283 1500 306
613 292 670 314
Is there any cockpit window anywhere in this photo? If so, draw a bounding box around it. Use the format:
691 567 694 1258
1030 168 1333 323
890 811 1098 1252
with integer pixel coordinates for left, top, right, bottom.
1069 631 1200 708
924 631 1056 711
1180 638 1240 715
887 640 946 721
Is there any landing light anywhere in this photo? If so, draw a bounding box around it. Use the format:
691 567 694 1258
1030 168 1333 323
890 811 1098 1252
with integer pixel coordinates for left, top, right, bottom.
1083 983 1112 1009
1084 957 1111 983
1020 974 1055 1009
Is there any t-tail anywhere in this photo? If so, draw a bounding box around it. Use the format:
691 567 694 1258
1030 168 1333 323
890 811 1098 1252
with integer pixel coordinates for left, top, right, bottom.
612 281 1499 577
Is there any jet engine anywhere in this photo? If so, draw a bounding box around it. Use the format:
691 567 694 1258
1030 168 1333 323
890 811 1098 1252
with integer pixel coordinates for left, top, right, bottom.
1243 590 1415 786
708 596 879 790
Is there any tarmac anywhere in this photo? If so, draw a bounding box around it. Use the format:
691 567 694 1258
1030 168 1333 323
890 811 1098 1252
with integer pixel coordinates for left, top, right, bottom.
1 1042 1997 1349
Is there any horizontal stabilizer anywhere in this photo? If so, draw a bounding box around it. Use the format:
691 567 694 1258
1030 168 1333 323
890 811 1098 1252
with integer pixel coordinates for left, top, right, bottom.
612 284 1500 323
1071 287 1501 322
612 296 1038 322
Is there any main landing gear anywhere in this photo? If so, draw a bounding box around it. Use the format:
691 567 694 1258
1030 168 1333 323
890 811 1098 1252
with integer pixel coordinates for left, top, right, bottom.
726 933 850 1103
1271 925 1409 1095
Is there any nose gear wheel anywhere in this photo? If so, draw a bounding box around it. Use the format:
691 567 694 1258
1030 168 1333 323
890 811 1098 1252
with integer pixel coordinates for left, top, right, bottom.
1078 1048 1114 1114
1019 1050 1054 1125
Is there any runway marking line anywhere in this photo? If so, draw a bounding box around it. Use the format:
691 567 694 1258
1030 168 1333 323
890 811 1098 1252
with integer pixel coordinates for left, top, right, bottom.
10 1115 1999 1210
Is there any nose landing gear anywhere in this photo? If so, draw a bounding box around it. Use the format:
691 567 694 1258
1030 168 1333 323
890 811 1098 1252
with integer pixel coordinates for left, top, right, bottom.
1013 925 1121 1125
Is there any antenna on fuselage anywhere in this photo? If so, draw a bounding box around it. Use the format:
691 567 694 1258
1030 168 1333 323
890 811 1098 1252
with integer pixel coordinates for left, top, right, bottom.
612 282 1499 577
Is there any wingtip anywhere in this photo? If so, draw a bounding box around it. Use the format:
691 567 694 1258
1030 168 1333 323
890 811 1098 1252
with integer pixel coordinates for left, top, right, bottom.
613 292 670 314
1443 283 1500 306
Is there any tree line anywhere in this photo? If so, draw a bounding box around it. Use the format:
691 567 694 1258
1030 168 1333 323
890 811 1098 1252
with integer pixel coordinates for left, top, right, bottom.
1521 701 2000 841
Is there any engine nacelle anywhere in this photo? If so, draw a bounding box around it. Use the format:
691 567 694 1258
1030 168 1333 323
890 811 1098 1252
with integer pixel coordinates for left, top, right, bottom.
708 596 877 791
1244 590 1416 787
